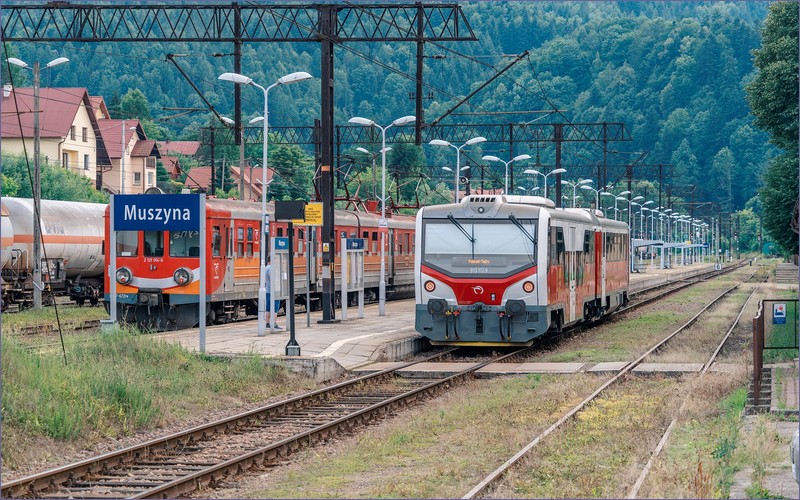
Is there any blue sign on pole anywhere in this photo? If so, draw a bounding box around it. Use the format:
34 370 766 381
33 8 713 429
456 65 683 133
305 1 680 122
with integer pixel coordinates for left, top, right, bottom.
274 237 290 250
773 303 787 325
346 238 365 250
113 194 201 231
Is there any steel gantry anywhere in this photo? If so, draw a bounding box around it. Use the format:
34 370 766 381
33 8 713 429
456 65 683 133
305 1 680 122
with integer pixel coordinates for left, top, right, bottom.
2 1 476 323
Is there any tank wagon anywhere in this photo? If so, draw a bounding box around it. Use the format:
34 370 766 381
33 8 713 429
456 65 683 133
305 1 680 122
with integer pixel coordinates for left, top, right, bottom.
415 194 630 346
105 194 416 330
1 197 106 308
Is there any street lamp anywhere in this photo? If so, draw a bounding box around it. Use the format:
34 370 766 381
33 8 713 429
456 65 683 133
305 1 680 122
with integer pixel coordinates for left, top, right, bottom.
7 56 69 309
580 183 604 209
430 136 487 203
517 185 540 195
120 122 137 194
523 167 567 200
481 154 531 194
349 115 416 316
356 146 392 202
219 70 312 338
561 179 592 207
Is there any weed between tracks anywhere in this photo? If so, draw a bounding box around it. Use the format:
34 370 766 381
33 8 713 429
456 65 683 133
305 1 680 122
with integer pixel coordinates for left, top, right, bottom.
1 326 316 473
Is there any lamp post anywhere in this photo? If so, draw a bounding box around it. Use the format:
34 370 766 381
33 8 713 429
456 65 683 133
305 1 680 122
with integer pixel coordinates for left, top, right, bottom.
7 56 69 309
120 121 138 194
430 136 487 203
349 115 416 316
481 154 531 194
561 179 592 207
523 167 567 201
580 183 602 209
219 70 312 337
356 146 392 203
516 186 540 195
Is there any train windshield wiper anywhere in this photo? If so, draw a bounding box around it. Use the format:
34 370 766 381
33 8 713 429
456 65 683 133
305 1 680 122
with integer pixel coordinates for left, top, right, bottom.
447 215 475 243
509 214 536 244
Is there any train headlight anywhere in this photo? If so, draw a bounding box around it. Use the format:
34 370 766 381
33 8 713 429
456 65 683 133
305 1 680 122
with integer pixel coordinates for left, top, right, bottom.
173 267 193 286
115 267 132 285
424 280 436 293
522 281 535 293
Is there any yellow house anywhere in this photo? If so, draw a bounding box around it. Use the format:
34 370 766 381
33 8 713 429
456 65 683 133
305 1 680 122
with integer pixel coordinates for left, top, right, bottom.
96 119 159 194
0 86 109 186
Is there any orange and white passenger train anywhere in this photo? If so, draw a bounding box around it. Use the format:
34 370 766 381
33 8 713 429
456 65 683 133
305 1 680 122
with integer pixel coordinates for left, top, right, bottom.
105 196 416 330
415 194 630 346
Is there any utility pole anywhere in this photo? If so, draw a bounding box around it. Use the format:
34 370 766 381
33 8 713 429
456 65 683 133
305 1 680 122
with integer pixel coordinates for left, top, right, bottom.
32 61 42 308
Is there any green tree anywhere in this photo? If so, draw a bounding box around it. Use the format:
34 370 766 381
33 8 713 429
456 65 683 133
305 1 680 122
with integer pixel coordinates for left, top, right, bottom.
267 143 314 201
1 154 108 202
745 2 799 254
709 148 734 213
119 88 151 121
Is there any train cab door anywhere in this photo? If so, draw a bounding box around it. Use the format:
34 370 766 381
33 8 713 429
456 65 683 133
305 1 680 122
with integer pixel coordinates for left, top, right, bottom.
210 222 226 291
568 226 577 322
306 227 318 289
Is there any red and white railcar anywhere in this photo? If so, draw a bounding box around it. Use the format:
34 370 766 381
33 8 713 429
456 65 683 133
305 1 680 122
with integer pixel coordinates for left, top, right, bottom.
415 194 629 346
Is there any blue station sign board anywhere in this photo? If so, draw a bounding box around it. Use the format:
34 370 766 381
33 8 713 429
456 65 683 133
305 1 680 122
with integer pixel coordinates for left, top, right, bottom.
113 194 201 231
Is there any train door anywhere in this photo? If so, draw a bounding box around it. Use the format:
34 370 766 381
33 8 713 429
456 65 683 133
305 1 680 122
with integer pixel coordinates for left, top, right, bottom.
601 231 607 305
224 220 235 292
388 229 395 284
306 227 318 289
568 226 577 322
210 222 225 291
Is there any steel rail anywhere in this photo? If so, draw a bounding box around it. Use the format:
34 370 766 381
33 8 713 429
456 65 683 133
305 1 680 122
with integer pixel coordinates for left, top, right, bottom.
462 265 753 499
3 346 535 499
626 270 767 498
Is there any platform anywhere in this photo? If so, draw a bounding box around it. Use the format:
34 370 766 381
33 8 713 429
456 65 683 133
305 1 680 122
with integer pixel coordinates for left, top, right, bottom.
152 261 722 381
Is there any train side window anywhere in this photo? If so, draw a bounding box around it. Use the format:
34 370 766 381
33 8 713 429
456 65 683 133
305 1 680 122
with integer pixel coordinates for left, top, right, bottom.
169 230 200 257
144 230 164 257
116 231 138 257
247 227 254 258
556 227 565 265
212 226 221 257
237 227 244 258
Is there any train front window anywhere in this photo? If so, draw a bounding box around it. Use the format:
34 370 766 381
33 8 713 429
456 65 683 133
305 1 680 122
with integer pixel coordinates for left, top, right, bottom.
170 230 200 257
116 231 138 257
422 218 537 278
144 231 164 256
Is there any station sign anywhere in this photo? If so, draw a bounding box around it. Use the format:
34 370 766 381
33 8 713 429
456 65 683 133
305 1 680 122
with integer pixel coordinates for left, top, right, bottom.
113 194 200 231
773 303 787 324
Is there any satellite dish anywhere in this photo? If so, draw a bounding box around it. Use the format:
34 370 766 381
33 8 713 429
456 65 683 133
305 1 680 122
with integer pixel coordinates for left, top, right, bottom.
144 186 165 194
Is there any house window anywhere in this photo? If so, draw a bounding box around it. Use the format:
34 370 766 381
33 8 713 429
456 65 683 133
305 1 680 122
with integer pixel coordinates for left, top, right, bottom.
70 126 76 140
81 127 87 142
84 154 89 170
133 172 141 186
62 152 68 169
146 157 156 169
147 172 154 186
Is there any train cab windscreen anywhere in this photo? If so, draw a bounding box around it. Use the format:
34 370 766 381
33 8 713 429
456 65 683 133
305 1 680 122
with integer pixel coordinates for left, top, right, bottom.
421 217 537 278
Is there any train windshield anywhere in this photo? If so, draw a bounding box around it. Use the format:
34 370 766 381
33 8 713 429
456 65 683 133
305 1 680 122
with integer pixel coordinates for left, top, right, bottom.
422 218 537 278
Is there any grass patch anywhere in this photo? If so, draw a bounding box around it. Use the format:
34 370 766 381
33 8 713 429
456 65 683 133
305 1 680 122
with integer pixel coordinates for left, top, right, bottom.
2 304 108 330
637 376 750 498
1 327 315 471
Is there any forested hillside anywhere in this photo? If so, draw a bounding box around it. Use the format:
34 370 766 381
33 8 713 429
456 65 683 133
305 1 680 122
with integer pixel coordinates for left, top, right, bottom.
3 2 773 215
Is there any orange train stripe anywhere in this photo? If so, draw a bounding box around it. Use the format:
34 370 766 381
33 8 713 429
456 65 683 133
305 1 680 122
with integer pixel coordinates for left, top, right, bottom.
14 235 103 244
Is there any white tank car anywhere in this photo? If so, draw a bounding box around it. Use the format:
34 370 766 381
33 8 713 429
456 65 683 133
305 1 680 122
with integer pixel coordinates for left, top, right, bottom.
1 203 14 268
2 197 105 275
2 197 106 308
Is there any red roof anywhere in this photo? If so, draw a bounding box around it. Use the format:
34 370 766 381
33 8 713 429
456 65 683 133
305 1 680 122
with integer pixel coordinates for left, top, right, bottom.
96 119 141 159
158 140 200 156
89 96 110 119
1 87 90 138
130 139 157 157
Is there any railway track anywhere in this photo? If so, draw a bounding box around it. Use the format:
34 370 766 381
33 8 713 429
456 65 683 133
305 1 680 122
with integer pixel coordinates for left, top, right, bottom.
2 347 538 499
462 266 763 498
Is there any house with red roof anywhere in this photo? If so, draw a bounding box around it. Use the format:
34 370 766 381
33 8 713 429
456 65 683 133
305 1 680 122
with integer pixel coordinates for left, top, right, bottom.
96 119 160 194
1 86 110 185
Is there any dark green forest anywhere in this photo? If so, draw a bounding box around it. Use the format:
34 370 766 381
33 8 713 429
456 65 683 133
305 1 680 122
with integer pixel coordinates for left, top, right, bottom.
3 1 793 252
